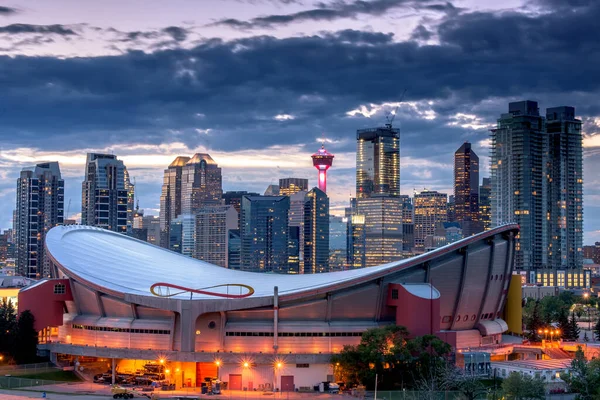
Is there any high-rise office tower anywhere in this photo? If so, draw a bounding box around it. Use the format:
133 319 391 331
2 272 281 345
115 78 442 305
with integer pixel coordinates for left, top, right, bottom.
170 214 195 257
312 145 334 193
303 188 329 274
15 162 64 278
0 232 7 263
454 142 483 237
194 205 238 268
81 153 131 233
240 195 289 273
279 178 309 196
356 127 400 198
181 153 223 215
329 216 347 252
399 195 414 253
491 101 547 275
546 106 583 273
159 156 190 248
346 214 366 269
289 191 308 272
144 216 161 246
223 191 260 229
357 195 403 266
446 195 456 223
414 190 447 250
124 169 135 234
228 230 241 270
479 178 492 231
287 226 301 274
454 142 480 222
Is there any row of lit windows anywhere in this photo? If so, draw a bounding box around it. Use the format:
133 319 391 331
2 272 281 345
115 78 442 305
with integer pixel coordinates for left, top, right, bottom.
225 332 363 337
72 324 170 335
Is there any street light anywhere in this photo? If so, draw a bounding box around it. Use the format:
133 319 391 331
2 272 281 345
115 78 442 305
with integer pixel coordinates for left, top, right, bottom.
215 360 221 380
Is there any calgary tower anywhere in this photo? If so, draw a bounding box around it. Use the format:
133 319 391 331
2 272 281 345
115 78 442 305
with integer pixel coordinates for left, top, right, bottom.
311 144 334 193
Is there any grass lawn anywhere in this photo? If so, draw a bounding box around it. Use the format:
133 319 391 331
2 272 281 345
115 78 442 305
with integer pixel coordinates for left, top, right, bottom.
16 370 82 382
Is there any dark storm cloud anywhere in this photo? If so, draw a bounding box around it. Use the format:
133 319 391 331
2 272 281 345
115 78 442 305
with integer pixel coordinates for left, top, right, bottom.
0 6 17 15
1 0 600 157
163 26 188 42
410 24 432 41
116 26 189 43
212 0 440 29
0 23 77 35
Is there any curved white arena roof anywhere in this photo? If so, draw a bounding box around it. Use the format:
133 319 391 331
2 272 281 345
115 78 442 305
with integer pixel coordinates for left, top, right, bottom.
45 224 518 301
46 225 403 300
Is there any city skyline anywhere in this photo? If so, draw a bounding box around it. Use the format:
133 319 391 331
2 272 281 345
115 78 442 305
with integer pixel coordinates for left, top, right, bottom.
1 0 600 244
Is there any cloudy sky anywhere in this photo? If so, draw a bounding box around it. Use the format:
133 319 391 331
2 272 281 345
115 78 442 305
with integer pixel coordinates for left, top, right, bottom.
1 0 599 243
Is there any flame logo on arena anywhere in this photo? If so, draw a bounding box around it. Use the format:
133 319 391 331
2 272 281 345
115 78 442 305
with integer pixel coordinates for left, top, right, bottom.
150 282 255 299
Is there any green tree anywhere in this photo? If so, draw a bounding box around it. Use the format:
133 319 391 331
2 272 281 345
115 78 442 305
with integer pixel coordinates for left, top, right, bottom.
526 300 543 341
561 347 600 400
13 310 38 365
0 298 17 359
539 295 569 324
569 311 581 341
332 326 451 390
501 372 545 400
594 318 600 341
557 308 570 340
440 365 488 400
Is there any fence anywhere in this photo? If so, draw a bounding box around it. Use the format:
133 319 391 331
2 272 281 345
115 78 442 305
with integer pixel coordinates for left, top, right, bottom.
0 376 69 389
0 362 53 372
368 391 465 400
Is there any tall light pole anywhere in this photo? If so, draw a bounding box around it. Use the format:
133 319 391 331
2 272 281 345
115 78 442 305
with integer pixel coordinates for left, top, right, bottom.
584 293 591 337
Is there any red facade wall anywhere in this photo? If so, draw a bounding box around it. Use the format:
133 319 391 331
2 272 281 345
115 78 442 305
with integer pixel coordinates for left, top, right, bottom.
18 279 73 331
387 283 440 337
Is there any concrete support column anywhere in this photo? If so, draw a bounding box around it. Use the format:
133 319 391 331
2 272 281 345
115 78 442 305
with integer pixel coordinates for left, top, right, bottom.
112 358 116 385
273 286 279 353
180 304 196 353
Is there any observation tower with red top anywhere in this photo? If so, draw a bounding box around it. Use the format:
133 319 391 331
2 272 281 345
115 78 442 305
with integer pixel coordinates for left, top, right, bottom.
311 144 334 193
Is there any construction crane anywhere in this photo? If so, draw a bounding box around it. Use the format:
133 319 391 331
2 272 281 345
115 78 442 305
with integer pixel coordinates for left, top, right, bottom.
385 89 407 129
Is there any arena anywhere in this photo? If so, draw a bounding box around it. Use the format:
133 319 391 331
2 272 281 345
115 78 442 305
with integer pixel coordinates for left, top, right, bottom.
19 224 519 391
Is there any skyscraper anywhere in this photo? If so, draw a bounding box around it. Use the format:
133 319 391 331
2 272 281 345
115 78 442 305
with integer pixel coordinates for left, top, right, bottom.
159 156 190 248
346 214 366 269
357 195 403 266
545 106 583 274
454 142 480 222
81 153 132 233
181 153 223 215
399 195 414 253
303 188 329 274
414 190 447 250
15 162 64 278
491 101 547 275
194 205 238 268
279 178 309 196
356 127 400 198
454 142 482 237
479 178 491 231
240 195 289 273
288 191 308 272
491 101 585 287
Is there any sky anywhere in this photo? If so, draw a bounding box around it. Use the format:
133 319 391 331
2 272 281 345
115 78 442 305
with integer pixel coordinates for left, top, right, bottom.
1 0 600 243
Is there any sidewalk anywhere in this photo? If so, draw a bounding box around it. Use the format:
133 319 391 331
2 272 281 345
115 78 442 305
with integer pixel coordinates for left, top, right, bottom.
1 383 344 399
